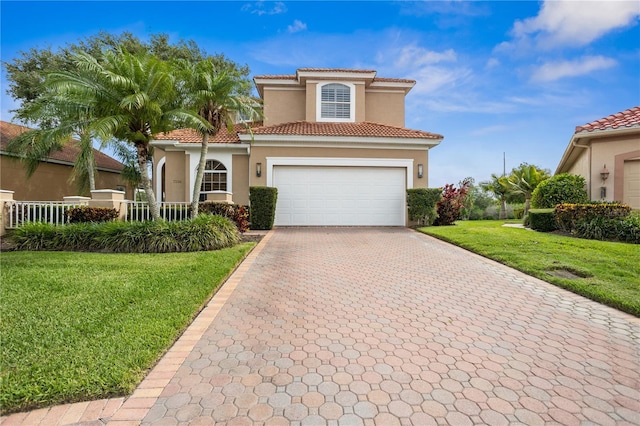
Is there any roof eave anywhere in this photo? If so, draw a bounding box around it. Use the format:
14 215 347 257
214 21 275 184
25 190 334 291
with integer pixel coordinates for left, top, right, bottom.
555 125 640 174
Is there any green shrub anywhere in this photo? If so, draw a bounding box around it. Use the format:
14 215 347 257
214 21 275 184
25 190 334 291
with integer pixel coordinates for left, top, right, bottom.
407 188 442 226
555 203 632 232
574 215 640 244
9 214 239 253
199 202 250 232
249 186 278 230
10 223 57 251
513 208 524 219
531 174 588 208
67 206 119 223
529 209 557 232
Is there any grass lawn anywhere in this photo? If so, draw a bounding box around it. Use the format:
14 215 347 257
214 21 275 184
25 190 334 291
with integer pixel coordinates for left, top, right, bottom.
0 243 254 414
419 220 640 317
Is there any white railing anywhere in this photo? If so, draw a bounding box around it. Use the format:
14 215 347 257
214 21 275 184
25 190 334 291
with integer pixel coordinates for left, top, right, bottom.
5 201 89 228
124 201 191 222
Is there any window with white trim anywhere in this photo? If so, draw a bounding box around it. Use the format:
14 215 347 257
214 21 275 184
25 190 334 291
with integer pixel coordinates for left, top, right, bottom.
199 160 227 200
317 83 355 122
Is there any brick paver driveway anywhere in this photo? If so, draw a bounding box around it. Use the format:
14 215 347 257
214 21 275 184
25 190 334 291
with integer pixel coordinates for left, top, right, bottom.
142 228 639 425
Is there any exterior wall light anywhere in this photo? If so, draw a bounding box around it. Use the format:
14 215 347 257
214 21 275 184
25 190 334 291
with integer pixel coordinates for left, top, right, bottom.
417 164 424 178
600 164 609 182
256 162 262 177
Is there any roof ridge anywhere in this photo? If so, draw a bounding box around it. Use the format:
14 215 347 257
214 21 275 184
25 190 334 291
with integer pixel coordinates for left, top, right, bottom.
575 105 640 133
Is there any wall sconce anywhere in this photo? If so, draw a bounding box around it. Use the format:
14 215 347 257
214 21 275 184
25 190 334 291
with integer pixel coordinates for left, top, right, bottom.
256 162 262 178
600 164 609 182
417 164 424 178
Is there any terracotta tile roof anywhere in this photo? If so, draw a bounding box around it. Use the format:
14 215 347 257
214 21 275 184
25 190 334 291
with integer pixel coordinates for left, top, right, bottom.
154 123 259 144
241 121 443 140
575 106 640 133
0 121 124 171
254 68 416 85
298 68 377 73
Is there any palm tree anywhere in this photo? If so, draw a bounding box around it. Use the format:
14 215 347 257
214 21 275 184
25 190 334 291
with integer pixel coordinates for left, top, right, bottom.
46 49 207 220
7 93 98 195
480 174 511 219
175 59 261 217
507 163 550 216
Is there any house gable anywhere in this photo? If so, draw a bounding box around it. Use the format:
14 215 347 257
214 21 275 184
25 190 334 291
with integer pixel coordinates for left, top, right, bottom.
254 68 415 127
555 106 640 206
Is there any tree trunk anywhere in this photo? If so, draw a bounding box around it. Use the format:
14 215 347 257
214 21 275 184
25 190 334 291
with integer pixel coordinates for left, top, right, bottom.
524 194 531 217
190 133 210 218
136 144 160 220
499 196 507 220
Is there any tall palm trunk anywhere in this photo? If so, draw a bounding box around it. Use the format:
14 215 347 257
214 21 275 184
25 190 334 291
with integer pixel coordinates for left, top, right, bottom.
136 144 160 220
190 132 210 217
499 196 507 219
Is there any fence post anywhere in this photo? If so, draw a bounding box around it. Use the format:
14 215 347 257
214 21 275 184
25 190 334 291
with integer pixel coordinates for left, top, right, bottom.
0 190 15 237
90 190 127 221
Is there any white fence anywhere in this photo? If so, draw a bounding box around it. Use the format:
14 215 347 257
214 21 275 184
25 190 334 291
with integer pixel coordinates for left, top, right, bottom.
5 201 89 228
124 201 191 222
4 200 193 229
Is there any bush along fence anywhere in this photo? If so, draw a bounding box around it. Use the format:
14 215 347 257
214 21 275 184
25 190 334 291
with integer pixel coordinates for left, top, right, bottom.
0 189 250 236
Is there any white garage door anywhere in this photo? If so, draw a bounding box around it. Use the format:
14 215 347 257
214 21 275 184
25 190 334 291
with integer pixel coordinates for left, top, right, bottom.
273 166 406 226
623 159 640 209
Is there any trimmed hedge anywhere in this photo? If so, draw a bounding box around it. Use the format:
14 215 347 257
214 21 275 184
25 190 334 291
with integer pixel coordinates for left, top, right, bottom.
529 209 557 232
531 174 588 208
555 203 631 232
249 186 278 230
573 214 640 244
9 214 240 253
67 206 119 223
407 188 442 226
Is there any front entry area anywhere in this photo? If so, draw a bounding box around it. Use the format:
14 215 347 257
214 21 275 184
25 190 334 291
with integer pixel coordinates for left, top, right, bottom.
272 166 406 226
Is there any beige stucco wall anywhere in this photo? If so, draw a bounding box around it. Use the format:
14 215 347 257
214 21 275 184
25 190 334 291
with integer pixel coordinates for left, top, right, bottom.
263 88 306 126
590 135 640 202
161 150 188 202
355 84 366 122
249 145 429 188
365 91 405 127
232 154 250 205
0 155 126 201
305 82 317 122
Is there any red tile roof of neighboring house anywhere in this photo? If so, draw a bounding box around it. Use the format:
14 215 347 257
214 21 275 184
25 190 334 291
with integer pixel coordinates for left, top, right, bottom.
244 121 443 140
575 106 640 133
0 121 124 171
154 123 259 144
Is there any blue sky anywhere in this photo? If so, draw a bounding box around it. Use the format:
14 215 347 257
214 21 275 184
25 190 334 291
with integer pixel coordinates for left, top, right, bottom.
1 1 639 187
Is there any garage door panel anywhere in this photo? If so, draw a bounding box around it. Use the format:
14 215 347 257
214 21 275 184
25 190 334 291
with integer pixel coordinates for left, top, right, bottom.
624 159 640 209
273 166 405 226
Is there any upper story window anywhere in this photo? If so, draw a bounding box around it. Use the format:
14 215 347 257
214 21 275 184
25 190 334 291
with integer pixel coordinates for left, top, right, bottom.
317 82 355 122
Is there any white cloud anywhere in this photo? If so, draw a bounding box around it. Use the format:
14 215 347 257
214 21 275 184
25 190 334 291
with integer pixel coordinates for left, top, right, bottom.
511 0 640 49
241 1 287 16
394 45 457 68
287 20 307 34
531 55 617 82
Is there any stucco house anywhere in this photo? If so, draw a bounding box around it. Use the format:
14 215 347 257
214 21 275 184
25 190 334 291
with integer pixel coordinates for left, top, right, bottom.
555 106 640 209
0 121 128 200
152 68 443 226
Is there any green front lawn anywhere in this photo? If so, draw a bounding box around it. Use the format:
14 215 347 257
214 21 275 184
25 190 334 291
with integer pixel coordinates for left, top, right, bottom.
0 243 254 414
419 220 640 317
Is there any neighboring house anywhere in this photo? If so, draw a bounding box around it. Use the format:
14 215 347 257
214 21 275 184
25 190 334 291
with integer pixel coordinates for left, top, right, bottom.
0 121 128 201
152 68 443 226
556 106 640 209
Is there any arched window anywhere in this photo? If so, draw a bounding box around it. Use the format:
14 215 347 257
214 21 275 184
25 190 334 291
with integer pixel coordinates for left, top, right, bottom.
320 83 352 120
200 160 227 193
